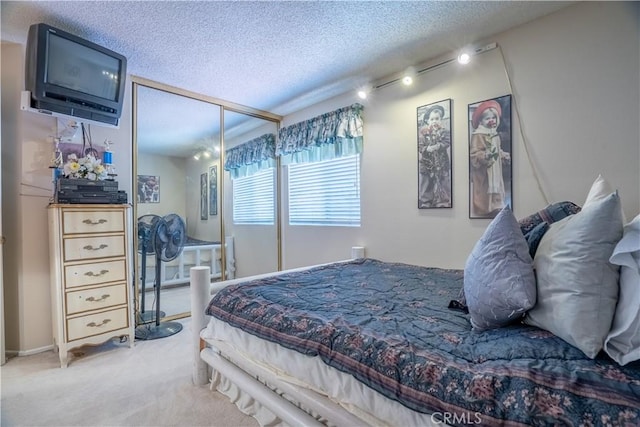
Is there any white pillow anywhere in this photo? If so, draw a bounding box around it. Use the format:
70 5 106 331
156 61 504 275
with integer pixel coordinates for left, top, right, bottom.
464 206 536 331
585 174 627 222
524 192 623 358
604 214 640 365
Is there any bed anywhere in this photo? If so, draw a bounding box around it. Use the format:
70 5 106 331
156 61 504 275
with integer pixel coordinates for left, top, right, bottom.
190 258 640 426
141 236 235 288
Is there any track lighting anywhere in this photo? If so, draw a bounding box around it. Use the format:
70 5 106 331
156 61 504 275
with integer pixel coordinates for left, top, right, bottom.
192 146 220 161
355 42 497 98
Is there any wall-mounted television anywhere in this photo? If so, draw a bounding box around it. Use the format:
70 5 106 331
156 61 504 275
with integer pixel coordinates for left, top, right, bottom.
25 23 127 126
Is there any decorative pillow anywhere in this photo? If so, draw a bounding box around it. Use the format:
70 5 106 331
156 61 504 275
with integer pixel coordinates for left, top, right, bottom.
524 192 624 358
464 206 536 331
584 174 627 222
604 214 640 365
517 201 582 257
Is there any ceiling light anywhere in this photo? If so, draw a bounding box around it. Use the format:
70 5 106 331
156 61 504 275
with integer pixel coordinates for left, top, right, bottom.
203 151 211 158
357 90 368 100
457 52 471 65
193 152 201 160
402 66 416 86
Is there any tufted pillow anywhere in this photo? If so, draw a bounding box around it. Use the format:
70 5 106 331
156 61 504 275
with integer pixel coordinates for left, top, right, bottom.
524 192 623 358
604 214 640 365
464 206 536 331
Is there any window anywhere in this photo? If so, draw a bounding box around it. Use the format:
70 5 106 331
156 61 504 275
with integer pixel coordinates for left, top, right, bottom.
232 168 275 225
288 154 361 226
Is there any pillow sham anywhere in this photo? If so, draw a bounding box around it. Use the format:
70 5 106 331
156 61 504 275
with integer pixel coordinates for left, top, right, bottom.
464 206 536 331
524 192 623 358
604 214 640 365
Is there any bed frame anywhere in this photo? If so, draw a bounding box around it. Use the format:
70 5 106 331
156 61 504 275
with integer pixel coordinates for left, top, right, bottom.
189 263 441 427
142 236 235 288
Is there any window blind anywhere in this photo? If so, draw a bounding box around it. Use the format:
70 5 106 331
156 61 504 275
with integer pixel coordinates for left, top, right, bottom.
288 155 360 226
233 168 275 225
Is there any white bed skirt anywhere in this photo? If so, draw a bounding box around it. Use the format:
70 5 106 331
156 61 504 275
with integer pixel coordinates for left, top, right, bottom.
191 264 444 427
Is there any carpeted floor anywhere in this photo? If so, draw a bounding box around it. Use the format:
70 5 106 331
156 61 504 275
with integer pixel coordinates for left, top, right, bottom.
0 318 258 427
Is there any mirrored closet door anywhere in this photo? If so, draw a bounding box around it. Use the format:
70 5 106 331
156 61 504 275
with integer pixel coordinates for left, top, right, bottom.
132 77 282 323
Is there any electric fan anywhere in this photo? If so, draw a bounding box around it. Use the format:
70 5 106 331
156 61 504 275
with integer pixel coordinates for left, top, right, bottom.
135 214 187 340
136 214 165 324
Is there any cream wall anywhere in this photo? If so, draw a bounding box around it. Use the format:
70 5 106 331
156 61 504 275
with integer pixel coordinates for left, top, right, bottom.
281 1 639 270
1 1 638 354
1 43 133 355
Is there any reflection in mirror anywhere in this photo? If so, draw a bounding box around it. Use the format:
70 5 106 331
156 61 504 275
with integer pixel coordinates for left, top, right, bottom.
134 84 221 321
223 110 279 279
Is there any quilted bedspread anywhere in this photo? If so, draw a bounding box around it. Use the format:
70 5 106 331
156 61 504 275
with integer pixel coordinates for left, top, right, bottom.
206 258 640 426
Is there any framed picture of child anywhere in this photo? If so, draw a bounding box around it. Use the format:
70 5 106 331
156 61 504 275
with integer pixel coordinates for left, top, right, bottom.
209 165 217 216
200 172 208 220
417 99 452 208
468 94 512 219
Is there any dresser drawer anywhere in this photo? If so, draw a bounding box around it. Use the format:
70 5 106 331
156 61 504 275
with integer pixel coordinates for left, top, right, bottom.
66 283 127 315
64 259 126 288
64 235 125 261
67 307 129 342
62 210 124 235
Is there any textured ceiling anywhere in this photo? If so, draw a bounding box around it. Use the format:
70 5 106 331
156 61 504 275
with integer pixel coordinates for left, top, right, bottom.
1 1 571 155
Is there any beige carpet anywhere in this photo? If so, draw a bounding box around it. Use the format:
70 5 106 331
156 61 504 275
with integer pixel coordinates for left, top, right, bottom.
0 319 258 427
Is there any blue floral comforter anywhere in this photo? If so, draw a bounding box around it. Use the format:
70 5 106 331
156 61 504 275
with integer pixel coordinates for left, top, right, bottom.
206 258 640 426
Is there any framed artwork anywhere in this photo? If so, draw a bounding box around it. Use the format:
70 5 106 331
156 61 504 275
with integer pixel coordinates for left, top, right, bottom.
468 94 512 219
200 172 208 220
417 99 452 208
209 165 218 216
137 175 160 203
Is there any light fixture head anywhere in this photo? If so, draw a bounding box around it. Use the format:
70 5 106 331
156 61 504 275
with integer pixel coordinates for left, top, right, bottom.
402 66 416 86
457 52 471 65
193 152 201 160
357 90 368 100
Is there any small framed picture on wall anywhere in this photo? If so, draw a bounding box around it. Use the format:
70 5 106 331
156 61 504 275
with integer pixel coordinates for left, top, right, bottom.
468 94 512 219
417 99 452 208
200 172 208 220
209 165 217 216
137 175 160 203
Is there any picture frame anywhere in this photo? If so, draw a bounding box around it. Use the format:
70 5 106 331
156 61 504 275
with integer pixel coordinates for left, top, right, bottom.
417 99 452 209
137 175 160 203
209 165 218 216
468 94 512 219
200 172 208 220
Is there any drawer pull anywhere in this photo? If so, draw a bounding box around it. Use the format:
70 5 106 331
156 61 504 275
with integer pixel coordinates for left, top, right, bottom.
85 294 111 303
83 244 108 251
82 219 108 225
84 269 109 277
87 319 112 328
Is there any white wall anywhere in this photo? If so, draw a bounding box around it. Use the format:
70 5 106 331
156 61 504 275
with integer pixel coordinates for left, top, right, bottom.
281 1 639 270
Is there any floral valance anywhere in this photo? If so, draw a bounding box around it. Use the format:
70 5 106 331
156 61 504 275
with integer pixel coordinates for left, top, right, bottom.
276 103 364 165
224 133 276 179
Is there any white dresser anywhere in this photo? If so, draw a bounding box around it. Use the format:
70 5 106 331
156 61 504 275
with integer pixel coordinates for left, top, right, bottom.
48 204 134 367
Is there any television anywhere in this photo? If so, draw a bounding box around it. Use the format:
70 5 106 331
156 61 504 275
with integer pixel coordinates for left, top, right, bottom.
25 23 127 126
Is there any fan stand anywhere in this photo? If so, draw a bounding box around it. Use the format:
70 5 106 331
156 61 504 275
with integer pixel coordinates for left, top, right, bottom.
137 234 165 324
135 255 183 340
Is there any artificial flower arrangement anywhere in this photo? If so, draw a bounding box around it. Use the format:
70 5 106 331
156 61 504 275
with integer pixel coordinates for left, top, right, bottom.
62 153 108 181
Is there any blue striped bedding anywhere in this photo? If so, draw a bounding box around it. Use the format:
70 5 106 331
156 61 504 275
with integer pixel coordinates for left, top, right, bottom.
206 258 640 426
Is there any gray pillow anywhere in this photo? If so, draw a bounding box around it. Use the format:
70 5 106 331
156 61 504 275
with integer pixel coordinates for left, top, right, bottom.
524 192 623 358
464 206 536 331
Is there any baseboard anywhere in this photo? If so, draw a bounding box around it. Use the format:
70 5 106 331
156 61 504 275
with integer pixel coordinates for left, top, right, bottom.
6 344 54 358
